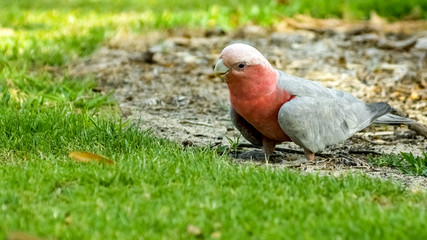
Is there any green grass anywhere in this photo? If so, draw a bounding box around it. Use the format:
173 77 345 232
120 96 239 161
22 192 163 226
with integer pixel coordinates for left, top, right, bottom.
370 152 427 177
0 64 115 110
1 106 427 239
1 0 427 239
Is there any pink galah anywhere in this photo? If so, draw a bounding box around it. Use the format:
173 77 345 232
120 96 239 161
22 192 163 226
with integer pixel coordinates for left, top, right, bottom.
214 43 413 160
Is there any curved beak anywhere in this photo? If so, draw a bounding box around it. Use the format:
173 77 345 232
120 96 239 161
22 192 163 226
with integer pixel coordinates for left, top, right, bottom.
214 59 229 75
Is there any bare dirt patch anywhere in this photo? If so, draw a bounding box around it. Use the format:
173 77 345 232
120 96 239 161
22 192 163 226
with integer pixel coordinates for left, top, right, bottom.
70 17 427 189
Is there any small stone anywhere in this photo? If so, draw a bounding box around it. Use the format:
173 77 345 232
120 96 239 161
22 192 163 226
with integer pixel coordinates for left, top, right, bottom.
128 50 156 64
182 140 194 147
149 40 175 53
144 98 158 106
172 95 190 107
394 129 416 139
414 37 427 50
270 32 305 46
173 37 191 46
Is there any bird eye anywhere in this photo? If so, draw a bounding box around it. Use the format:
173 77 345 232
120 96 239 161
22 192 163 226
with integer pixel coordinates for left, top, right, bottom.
238 63 245 69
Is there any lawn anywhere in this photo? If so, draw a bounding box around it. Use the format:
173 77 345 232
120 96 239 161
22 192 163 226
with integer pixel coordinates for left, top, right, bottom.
1 0 427 239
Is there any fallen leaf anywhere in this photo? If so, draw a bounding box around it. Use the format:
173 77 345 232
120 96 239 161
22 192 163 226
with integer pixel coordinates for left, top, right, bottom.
410 88 420 100
211 231 221 238
6 232 45 240
187 224 202 236
233 25 268 38
68 152 114 165
64 216 73 225
369 11 387 31
0 28 14 37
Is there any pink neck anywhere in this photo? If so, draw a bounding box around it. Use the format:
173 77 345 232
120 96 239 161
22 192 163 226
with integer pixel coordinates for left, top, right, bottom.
226 66 278 100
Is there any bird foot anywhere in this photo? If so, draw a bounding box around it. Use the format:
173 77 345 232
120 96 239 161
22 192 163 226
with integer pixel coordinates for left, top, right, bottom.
262 136 277 156
304 148 315 161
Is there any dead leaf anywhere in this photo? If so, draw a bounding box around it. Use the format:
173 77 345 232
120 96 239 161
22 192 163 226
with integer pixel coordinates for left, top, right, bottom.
234 25 268 38
187 224 202 236
395 84 412 95
6 232 45 240
211 231 221 238
279 14 427 35
0 28 14 37
68 152 114 165
369 11 387 31
64 216 73 225
410 87 420 100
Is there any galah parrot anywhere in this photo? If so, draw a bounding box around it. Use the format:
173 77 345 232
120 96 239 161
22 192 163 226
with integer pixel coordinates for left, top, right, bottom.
214 43 413 160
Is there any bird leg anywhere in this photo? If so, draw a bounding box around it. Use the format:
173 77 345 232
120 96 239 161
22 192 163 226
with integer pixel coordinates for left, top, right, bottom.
262 136 315 161
304 148 315 161
262 136 277 156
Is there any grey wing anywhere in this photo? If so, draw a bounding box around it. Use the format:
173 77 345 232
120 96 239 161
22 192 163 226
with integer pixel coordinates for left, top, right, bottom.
278 96 390 152
230 107 263 146
277 70 369 102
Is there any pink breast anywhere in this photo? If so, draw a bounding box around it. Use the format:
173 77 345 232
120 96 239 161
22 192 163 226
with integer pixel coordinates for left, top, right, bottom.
230 89 294 142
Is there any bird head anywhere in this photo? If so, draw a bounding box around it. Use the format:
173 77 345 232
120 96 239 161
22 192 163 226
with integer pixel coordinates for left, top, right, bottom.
214 43 277 98
214 43 272 78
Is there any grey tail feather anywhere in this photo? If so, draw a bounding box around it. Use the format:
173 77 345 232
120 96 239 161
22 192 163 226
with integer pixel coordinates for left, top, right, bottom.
373 113 416 125
367 102 393 119
368 102 415 125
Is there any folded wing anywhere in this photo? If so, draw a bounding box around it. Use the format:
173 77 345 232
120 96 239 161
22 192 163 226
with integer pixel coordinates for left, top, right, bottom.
276 70 392 152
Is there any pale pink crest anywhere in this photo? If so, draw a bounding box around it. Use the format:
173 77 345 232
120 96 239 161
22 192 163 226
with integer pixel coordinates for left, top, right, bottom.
220 43 272 68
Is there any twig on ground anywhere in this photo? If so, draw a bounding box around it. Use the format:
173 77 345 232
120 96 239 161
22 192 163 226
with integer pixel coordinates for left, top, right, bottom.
180 120 213 127
377 36 417 50
348 149 382 155
391 109 427 138
237 143 304 154
236 143 380 157
354 131 394 137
